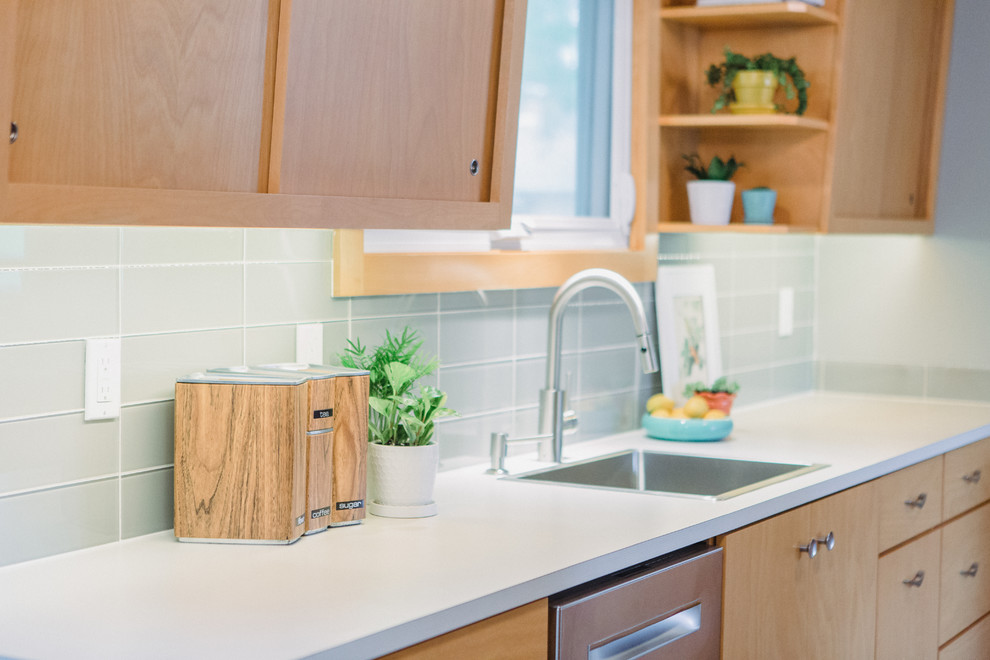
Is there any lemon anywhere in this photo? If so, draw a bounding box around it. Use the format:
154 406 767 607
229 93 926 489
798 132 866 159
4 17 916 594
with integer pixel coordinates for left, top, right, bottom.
646 393 675 414
650 408 671 418
669 408 688 419
703 409 727 420
683 395 710 419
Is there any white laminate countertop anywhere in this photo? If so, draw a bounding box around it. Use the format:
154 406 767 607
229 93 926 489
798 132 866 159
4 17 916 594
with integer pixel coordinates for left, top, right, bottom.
2 393 990 660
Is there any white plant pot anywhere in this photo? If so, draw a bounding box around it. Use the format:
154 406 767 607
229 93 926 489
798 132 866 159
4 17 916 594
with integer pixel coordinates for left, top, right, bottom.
687 180 736 225
367 442 439 518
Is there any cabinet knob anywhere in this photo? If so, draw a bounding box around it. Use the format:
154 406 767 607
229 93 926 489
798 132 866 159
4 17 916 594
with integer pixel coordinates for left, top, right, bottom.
469 159 480 176
815 531 836 551
903 570 925 588
960 563 979 578
9 121 17 144
798 539 819 559
904 493 927 509
962 469 982 484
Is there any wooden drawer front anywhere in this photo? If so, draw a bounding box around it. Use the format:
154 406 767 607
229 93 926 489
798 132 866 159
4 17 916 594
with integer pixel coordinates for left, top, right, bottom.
943 437 990 520
878 457 944 551
939 502 990 644
939 611 990 660
876 530 941 660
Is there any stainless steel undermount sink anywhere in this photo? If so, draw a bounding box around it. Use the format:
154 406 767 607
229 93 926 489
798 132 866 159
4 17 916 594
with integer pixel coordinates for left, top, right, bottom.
506 450 827 501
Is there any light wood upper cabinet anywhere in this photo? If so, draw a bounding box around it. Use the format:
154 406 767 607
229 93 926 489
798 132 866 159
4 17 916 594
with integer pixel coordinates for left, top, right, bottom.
721 482 878 659
654 0 955 234
2 0 526 230
10 0 271 193
829 0 954 233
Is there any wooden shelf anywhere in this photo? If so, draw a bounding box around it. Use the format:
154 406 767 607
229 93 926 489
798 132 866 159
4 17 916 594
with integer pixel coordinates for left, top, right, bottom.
657 221 813 234
660 2 838 29
659 114 830 131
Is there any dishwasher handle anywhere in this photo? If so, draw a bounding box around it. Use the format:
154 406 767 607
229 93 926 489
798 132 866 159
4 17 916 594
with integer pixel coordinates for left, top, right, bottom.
590 604 702 660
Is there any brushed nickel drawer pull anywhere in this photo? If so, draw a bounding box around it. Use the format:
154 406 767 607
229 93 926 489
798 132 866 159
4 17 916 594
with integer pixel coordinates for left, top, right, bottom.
798 539 819 558
960 563 979 578
963 469 982 484
815 531 835 551
903 571 925 588
904 493 927 509
9 121 17 144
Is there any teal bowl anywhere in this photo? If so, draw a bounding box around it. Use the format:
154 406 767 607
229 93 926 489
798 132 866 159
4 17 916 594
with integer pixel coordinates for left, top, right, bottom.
641 413 733 442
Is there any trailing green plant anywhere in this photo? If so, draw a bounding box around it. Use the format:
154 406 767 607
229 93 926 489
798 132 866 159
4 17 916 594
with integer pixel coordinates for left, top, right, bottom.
338 327 456 446
705 47 809 115
683 376 740 398
682 153 743 181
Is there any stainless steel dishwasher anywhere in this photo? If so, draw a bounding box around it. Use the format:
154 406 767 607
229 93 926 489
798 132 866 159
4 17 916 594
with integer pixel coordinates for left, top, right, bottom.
550 544 722 659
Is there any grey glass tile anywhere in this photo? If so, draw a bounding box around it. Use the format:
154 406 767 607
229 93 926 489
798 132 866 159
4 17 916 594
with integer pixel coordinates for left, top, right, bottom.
439 362 513 417
728 330 776 371
773 361 816 398
730 255 775 293
439 309 514 365
0 414 118 496
122 329 244 403
572 392 641 444
0 268 118 344
121 264 243 334
820 361 925 397
515 306 579 357
246 228 332 262
733 368 774 407
245 325 297 365
121 402 174 472
439 290 514 312
732 292 777 332
121 469 174 539
0 479 118 567
246 263 346 325
926 367 990 402
773 326 815 363
121 227 242 265
322 321 353 366
775 255 816 290
0 342 85 419
515 287 557 308
348 318 440 370
0 226 119 268
436 412 513 467
350 293 437 317
514 357 546 407
579 303 638 350
579 348 636 396
794 289 816 326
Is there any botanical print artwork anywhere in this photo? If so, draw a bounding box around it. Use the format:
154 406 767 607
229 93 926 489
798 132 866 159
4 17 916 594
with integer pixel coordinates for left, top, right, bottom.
674 294 709 386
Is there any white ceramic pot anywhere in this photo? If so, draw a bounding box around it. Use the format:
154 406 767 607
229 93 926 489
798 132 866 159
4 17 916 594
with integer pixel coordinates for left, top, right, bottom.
686 180 736 225
367 442 439 518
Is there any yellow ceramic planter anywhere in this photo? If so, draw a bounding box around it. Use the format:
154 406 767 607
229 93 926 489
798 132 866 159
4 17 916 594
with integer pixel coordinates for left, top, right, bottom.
730 70 778 114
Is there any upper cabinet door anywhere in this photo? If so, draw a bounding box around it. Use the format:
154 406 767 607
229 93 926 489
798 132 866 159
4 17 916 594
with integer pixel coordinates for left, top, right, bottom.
269 0 525 230
9 0 273 193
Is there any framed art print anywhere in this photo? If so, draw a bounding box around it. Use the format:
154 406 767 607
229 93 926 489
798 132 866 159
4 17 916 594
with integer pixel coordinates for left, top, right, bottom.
655 264 723 403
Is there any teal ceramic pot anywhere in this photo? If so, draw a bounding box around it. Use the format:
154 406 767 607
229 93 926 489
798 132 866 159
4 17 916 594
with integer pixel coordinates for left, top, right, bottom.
742 188 777 224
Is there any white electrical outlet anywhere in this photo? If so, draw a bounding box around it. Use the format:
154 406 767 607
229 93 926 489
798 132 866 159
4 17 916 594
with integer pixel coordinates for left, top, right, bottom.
85 338 121 421
295 323 324 364
778 287 795 337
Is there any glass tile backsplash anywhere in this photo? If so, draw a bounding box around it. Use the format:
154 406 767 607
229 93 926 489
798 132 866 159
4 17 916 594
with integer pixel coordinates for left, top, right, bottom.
0 226 817 567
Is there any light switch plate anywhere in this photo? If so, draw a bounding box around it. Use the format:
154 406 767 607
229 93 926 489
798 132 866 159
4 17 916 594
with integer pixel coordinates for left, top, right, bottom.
778 287 795 337
295 323 324 364
84 338 121 421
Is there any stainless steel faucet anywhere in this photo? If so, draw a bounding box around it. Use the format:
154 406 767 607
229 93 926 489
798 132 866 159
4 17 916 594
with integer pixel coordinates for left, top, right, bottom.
488 269 659 474
537 268 660 463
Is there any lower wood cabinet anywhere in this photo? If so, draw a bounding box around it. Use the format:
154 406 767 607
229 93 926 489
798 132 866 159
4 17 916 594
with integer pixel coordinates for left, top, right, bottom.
380 599 548 660
939 502 990 645
876 530 942 660
720 482 878 660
